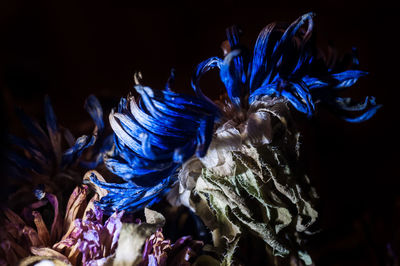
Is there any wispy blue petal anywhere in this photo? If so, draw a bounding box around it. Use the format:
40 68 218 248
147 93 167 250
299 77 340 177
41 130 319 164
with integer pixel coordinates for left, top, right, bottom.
44 95 62 165
192 57 223 109
340 104 382 123
62 135 95 168
220 50 245 107
84 94 105 132
330 70 368 89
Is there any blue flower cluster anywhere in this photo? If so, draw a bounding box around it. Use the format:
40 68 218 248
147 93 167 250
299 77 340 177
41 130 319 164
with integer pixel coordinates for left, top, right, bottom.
91 75 219 213
193 12 381 121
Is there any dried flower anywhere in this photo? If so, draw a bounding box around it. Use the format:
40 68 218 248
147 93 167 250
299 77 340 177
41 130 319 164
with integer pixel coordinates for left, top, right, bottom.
192 12 381 121
0 171 122 266
91 72 219 214
6 95 110 210
140 229 203 266
168 13 381 265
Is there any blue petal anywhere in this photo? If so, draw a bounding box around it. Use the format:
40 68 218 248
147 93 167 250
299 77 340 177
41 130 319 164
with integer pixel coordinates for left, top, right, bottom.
340 104 382 123
220 50 245 107
271 13 315 58
192 57 223 109
332 96 382 123
8 134 48 167
302 76 329 89
90 172 173 214
335 96 373 111
99 76 218 213
225 26 248 105
15 108 50 153
289 81 315 116
7 151 43 177
110 111 175 158
62 135 95 168
331 70 368 89
195 115 215 157
44 96 62 164
84 95 105 132
249 83 280 103
249 22 278 91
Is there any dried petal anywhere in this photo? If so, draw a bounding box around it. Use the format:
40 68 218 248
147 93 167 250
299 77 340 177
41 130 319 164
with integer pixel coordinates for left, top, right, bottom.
30 247 70 264
63 185 89 234
33 211 51 247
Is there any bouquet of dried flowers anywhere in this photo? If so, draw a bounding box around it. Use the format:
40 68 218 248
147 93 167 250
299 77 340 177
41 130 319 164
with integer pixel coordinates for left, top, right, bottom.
1 13 380 266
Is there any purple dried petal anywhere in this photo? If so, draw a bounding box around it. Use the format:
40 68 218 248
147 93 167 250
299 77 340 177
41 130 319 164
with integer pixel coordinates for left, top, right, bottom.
21 199 48 222
93 205 104 222
95 210 123 256
142 239 152 259
83 230 100 247
85 257 107 266
148 255 158 266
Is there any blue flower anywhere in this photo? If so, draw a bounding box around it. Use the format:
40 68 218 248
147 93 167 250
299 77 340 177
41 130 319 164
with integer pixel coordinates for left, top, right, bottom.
91 73 219 214
193 12 381 122
7 95 108 199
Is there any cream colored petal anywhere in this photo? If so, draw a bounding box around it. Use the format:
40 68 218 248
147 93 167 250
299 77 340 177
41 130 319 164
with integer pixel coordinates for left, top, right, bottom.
30 247 70 264
83 170 109 198
19 256 71 266
63 186 89 235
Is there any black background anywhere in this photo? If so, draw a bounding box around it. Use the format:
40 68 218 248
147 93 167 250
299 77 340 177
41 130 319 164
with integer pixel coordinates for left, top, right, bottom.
1 1 399 265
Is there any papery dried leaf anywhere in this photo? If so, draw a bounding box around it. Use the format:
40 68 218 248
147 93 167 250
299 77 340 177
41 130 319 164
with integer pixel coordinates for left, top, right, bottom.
192 97 317 265
108 223 158 265
243 110 272 145
104 209 165 266
144 208 165 228
220 237 239 266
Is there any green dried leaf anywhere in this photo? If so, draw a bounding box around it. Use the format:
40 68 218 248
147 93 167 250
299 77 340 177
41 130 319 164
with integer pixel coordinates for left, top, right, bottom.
191 97 318 265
